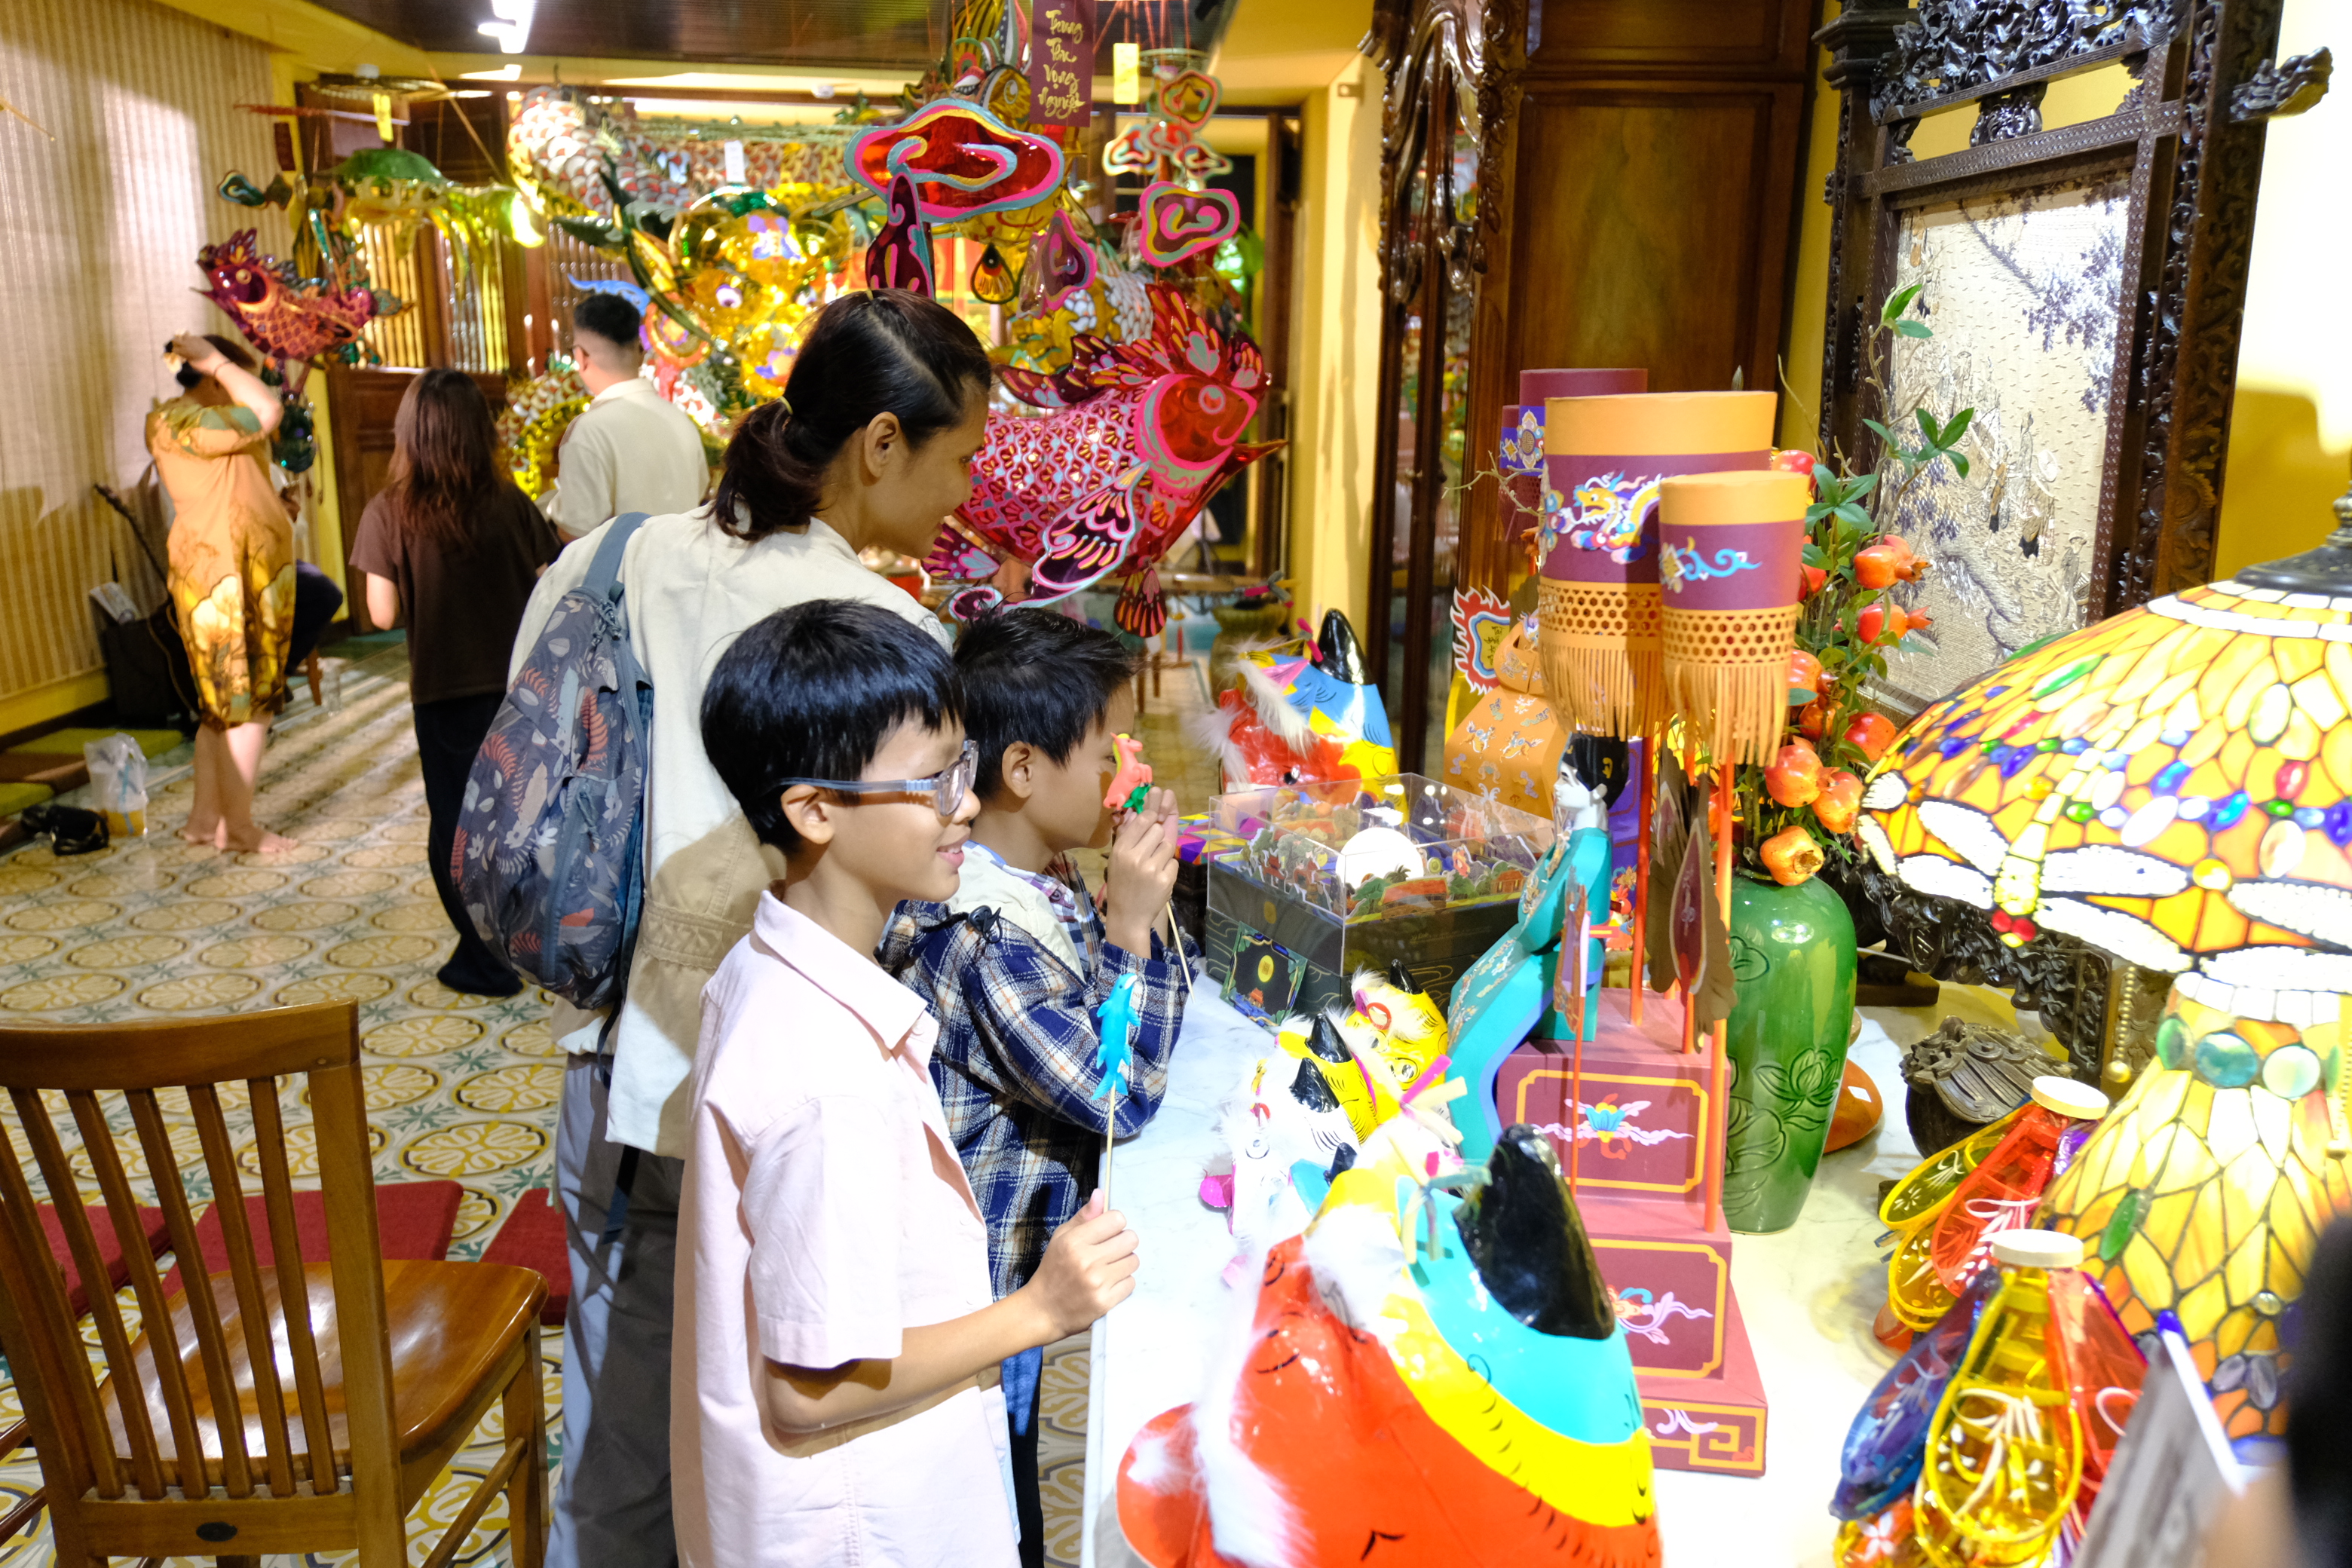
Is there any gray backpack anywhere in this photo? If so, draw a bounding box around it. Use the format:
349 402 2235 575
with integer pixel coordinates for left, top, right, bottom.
453 514 651 1009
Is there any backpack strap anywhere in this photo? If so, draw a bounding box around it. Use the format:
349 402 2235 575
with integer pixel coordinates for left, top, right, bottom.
581 511 651 600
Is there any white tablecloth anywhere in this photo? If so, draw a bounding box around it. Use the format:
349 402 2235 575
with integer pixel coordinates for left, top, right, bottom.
1081 988 1928 1567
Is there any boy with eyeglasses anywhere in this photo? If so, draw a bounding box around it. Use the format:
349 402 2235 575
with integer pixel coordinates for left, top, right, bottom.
675 599 1137 1567
878 608 1190 1565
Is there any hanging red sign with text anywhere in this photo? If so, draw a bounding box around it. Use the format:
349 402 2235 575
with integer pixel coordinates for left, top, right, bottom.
1028 0 1096 127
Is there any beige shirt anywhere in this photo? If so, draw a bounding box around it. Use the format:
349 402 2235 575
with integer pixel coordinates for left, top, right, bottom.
510 507 951 1156
548 377 709 537
672 893 1016 1568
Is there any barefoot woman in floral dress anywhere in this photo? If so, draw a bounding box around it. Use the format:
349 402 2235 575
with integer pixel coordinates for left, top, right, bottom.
149 332 296 853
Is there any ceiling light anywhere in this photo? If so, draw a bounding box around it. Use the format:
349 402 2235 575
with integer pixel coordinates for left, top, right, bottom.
460 63 522 81
477 0 535 54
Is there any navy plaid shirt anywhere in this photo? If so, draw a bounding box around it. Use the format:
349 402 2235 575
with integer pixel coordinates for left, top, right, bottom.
880 862 1188 1299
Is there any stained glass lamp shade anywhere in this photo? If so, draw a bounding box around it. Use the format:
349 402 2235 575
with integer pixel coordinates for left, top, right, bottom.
1857 498 2352 1445
1856 497 2352 1019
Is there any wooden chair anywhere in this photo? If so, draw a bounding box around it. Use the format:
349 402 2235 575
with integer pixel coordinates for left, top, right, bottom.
0 1000 548 1567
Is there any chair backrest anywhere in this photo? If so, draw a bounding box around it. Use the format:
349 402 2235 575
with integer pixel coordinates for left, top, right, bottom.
0 1000 391 1507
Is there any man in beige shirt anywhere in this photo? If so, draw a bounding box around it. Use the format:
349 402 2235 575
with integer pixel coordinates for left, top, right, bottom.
548 294 709 541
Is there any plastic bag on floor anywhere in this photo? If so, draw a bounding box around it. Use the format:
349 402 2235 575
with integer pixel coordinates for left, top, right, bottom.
83 733 149 838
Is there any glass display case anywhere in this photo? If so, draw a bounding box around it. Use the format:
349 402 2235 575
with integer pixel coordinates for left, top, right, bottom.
1202 773 1554 1024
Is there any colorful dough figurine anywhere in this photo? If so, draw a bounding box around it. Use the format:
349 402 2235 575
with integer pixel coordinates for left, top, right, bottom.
1120 1125 1661 1566
1106 731 1154 814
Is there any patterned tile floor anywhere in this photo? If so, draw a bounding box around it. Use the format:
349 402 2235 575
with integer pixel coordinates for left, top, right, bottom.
0 638 1219 1567
0 647 562 1566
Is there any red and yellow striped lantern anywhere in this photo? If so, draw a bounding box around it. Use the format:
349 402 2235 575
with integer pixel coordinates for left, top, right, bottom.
1538 391 1777 738
1656 469 1812 766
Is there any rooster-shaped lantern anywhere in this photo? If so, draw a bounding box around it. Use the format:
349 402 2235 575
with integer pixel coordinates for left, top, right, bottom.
932 284 1280 636
195 230 388 363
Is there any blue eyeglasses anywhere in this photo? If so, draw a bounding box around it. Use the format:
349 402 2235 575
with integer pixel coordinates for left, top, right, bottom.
774 739 978 822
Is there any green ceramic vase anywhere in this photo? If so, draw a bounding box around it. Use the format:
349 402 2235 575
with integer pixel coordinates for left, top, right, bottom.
1721 871 1857 1233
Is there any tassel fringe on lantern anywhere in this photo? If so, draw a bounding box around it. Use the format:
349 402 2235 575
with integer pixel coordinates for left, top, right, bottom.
1538 579 1663 738
1660 603 1799 767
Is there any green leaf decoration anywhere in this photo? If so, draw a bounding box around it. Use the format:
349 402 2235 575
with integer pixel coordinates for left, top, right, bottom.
1940 407 1974 445
1863 418 1899 447
1881 282 1924 326
1894 319 1932 338
1947 451 1971 480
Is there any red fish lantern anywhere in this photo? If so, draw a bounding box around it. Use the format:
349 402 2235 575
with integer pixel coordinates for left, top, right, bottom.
935 285 1280 617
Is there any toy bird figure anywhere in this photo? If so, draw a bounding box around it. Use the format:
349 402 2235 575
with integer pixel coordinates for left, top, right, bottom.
195 230 386 363
935 285 1281 618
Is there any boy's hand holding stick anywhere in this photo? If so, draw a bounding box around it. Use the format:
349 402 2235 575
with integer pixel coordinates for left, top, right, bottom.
1103 735 1187 991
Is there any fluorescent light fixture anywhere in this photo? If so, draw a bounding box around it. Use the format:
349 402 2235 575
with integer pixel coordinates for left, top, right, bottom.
477 0 534 54
459 63 522 81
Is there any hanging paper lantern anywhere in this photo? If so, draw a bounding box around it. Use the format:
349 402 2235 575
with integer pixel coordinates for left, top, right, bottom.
1655 468 1811 766
867 170 936 296
1537 392 1777 740
971 240 1019 304
848 98 1066 222
1135 180 1239 267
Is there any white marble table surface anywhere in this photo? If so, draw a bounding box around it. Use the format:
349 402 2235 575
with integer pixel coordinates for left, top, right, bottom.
1081 988 1928 1568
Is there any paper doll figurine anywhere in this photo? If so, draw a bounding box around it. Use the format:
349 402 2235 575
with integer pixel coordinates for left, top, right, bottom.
1444 751 1618 1162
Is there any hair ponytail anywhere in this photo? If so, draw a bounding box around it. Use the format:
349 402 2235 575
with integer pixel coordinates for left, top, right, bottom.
711 289 993 541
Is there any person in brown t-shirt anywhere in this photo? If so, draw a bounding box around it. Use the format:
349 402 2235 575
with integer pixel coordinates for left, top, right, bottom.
351 369 559 997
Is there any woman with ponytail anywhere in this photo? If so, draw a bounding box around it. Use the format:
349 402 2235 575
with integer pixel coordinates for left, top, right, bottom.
506 289 993 1568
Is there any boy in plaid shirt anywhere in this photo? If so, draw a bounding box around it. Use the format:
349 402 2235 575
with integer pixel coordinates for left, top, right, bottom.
880 609 1188 1565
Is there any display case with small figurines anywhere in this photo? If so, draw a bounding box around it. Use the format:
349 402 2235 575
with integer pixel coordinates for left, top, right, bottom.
1202 775 1554 1024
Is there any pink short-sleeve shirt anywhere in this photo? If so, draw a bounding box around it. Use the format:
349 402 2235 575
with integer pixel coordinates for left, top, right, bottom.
672 893 1018 1568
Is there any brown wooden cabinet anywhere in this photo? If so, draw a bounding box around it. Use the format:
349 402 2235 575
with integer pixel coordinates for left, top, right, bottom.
1365 0 1819 770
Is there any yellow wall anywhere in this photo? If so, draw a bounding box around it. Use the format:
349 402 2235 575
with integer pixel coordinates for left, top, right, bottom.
2213 0 2347 577
1285 54 1385 637
1784 2 2345 579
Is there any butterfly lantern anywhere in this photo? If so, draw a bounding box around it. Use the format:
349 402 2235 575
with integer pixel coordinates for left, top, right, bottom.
933 284 1282 638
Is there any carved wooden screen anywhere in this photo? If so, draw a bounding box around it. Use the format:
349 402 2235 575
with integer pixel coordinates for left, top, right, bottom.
1363 0 1525 773
1814 0 2326 1080
1816 0 2323 718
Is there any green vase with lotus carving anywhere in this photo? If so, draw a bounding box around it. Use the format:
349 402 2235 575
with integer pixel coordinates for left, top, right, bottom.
1721 871 1857 1233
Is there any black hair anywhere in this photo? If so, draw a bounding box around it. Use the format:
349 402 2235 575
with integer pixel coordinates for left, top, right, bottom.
2289 1217 2352 1561
573 292 644 355
954 608 1141 800
176 332 259 389
702 599 959 856
710 289 992 544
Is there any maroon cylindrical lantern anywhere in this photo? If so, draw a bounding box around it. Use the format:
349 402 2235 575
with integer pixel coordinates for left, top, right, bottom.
1657 469 1812 766
1499 369 1646 550
1537 391 1778 737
